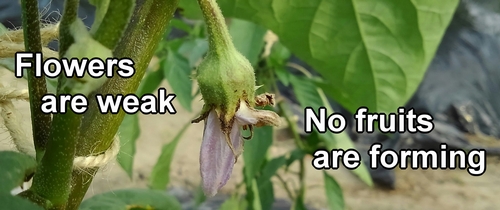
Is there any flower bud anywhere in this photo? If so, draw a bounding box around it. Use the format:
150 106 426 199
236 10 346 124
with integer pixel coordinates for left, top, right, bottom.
193 0 281 197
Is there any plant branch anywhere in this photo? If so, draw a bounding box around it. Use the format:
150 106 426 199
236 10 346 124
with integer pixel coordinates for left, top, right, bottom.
30 0 81 208
298 158 306 201
91 0 135 50
277 102 305 150
20 0 51 161
58 0 79 58
65 0 180 208
275 173 295 201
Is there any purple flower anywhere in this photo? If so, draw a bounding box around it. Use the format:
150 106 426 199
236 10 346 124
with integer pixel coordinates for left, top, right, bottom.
194 95 280 197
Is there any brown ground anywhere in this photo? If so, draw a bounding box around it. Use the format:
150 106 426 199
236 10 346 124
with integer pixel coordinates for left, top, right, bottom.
1 67 499 210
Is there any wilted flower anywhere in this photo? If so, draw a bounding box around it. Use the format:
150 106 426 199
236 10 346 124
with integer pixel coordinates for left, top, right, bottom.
193 0 281 197
193 95 280 197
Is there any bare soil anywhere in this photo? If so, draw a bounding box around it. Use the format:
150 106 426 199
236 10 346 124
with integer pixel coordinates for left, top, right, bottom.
1 67 499 210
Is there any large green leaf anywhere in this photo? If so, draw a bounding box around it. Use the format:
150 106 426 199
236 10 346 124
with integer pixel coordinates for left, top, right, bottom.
216 0 459 114
148 122 190 190
229 19 267 66
323 172 345 210
79 188 181 210
0 151 36 194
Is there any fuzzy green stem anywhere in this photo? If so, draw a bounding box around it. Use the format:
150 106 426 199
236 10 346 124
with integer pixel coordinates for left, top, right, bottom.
65 0 180 208
197 0 235 56
30 0 81 208
20 0 51 161
92 0 135 50
58 0 79 58
298 158 306 203
30 112 79 208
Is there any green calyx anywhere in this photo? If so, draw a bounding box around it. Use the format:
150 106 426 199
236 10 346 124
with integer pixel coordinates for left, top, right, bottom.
195 0 256 124
196 49 256 120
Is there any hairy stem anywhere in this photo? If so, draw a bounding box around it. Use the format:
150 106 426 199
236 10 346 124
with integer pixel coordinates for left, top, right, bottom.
65 0 180 208
197 0 235 56
30 0 81 208
58 0 79 58
277 102 305 150
20 0 51 161
92 0 135 50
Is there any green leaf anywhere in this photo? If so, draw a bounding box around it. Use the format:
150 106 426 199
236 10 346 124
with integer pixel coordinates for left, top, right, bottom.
178 0 203 19
243 126 272 210
323 172 345 210
274 68 290 87
0 23 7 35
137 68 165 96
258 156 286 186
89 0 110 34
0 194 44 210
244 178 263 210
79 188 182 210
289 75 323 110
0 151 36 193
217 0 459 114
303 131 322 154
116 68 164 177
170 19 193 34
243 126 273 182
289 74 373 186
268 41 291 68
162 49 193 112
254 156 285 210
285 149 305 169
256 180 274 210
148 121 190 190
177 38 209 68
229 19 267 66
219 194 247 210
193 184 206 207
117 114 140 178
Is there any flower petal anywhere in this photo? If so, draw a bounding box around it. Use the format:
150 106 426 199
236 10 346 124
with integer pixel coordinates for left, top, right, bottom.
235 101 281 127
199 110 240 197
235 101 259 125
220 120 243 185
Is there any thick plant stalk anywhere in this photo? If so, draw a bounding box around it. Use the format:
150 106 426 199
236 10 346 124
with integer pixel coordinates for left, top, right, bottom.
65 0 180 209
20 0 51 161
29 0 81 208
